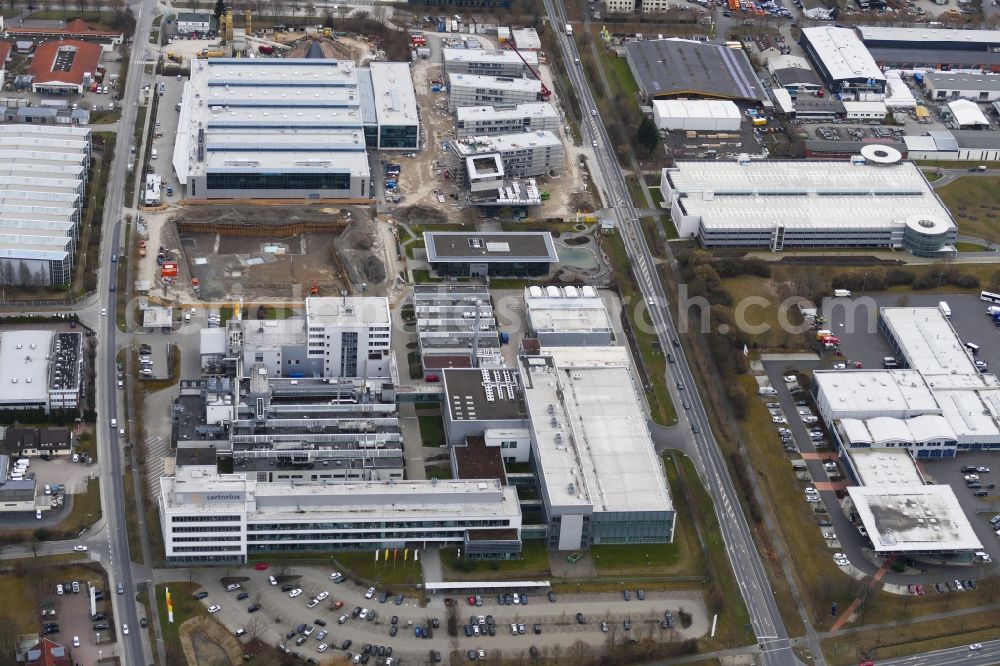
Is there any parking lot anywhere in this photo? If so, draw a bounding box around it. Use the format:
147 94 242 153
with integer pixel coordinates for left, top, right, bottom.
46 567 117 665
0 456 97 527
191 567 708 662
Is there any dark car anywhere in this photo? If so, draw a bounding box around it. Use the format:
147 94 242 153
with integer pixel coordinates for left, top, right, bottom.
92 612 107 621
93 623 110 631
576 613 586 624
533 623 542 634
285 630 297 640
379 591 390 603
432 617 440 628
623 590 630 601
281 584 295 592
637 589 645 601
340 639 352 651
314 619 327 627
237 592 249 601
295 624 307 634
140 617 148 628
667 353 675 363
194 591 209 600
389 626 398 637
547 591 556 602
464 625 473 637
247 603 261 613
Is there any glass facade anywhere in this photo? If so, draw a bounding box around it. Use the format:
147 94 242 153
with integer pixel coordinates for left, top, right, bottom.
340 331 358 377
379 125 419 149
206 172 352 192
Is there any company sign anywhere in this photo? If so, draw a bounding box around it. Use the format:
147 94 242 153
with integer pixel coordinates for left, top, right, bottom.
178 492 246 505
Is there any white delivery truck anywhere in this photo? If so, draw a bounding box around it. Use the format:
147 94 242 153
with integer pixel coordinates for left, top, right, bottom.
566 23 573 35
939 301 951 319
833 289 851 297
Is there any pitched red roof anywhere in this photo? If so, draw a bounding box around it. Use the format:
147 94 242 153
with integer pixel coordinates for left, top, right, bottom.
0 42 11 64
29 39 102 86
25 638 72 666
5 18 121 38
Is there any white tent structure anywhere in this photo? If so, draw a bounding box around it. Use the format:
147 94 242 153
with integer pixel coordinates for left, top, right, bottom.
948 99 989 127
652 99 742 131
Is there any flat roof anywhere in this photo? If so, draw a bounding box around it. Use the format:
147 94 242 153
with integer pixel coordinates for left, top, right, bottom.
525 286 612 335
370 62 419 127
456 102 558 123
522 347 672 513
0 330 53 404
924 72 1000 92
452 131 561 155
772 67 823 87
847 485 982 553
801 27 884 83
454 435 507 484
664 160 955 233
857 26 1000 47
443 48 538 67
305 296 389 327
511 28 541 50
814 370 939 414
624 38 767 102
881 307 979 377
424 231 558 262
848 448 927 486
143 307 173 328
840 414 956 446
867 47 1000 67
443 367 525 422
448 72 543 93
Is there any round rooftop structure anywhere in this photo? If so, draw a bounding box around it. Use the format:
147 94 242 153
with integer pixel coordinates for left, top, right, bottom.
903 214 954 257
860 144 903 165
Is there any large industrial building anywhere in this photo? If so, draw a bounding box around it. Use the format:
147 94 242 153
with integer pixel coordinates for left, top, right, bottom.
447 73 543 112
0 125 90 287
28 40 103 95
521 347 674 549
652 100 741 132
923 72 1000 102
857 26 1000 71
442 48 537 77
159 467 522 564
623 38 768 103
455 103 560 138
904 129 1000 161
0 331 82 413
799 27 886 97
173 59 418 200
815 307 1000 457
660 158 957 256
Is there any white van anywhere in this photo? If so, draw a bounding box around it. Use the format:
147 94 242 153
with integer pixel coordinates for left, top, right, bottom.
966 342 981 355
151 148 158 160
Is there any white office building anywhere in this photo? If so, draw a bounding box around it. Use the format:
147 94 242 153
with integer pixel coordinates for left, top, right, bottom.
660 158 957 257
159 467 522 564
448 73 543 112
524 285 614 346
226 296 392 380
455 103 560 138
0 330 82 413
520 347 674 550
450 132 563 189
443 48 538 77
176 12 214 35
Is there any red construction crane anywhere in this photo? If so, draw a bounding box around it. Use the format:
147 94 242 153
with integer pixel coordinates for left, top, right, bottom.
508 44 551 101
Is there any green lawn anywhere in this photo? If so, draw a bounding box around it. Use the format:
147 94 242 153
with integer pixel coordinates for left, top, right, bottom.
417 414 446 447
591 542 681 570
648 185 665 209
333 551 424 586
955 241 990 252
155 582 208 664
937 175 1000 243
608 56 639 96
441 541 551 580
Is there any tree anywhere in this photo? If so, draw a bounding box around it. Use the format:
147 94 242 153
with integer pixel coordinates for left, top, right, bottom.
245 616 266 641
636 116 660 155
213 0 227 21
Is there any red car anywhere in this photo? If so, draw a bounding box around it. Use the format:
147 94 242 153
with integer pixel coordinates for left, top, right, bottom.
255 563 268 571
468 595 477 606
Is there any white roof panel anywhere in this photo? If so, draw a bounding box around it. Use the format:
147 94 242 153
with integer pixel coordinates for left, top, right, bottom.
848 485 982 553
802 26 885 82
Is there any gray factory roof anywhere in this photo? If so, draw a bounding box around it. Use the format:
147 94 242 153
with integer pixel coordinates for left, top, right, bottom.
443 47 538 67
522 347 672 513
370 62 419 128
867 47 1000 67
923 71 1000 92
801 26 885 83
847 485 982 553
443 367 525 422
624 38 767 102
456 102 559 123
856 25 1000 47
424 231 558 262
772 67 822 87
305 296 390 327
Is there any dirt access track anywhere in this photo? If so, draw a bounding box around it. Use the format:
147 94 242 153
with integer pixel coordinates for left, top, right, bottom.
170 204 390 302
179 615 242 666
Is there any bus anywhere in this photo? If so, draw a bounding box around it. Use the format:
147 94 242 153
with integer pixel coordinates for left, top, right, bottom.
981 291 1000 304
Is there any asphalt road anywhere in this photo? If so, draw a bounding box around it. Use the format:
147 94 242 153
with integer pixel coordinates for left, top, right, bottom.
548 4 797 664
875 639 1000 666
91 0 160 664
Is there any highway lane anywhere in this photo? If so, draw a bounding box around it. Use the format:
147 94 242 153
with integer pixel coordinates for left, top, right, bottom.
546 4 796 664
875 640 1000 666
94 0 159 663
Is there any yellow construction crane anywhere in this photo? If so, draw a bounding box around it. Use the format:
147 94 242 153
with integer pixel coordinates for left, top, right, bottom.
245 8 252 35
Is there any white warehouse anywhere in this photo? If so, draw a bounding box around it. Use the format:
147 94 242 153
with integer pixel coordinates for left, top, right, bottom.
660 158 957 257
652 100 741 132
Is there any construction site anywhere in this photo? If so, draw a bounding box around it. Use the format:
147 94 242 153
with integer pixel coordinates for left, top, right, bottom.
135 205 401 305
